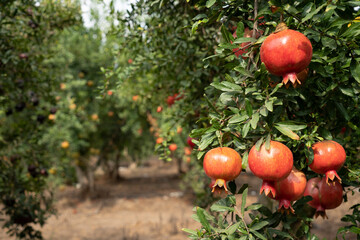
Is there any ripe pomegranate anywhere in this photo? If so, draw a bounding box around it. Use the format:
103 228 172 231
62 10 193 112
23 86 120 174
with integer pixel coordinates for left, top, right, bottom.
260 23 312 87
156 137 163 144
232 28 262 59
156 106 163 113
271 168 307 213
310 140 346 184
187 137 196 149
203 147 242 192
169 143 177 152
248 140 293 198
167 95 175 106
132 95 139 101
303 177 343 218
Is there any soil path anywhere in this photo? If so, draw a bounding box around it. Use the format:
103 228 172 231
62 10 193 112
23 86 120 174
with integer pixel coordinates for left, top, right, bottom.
0 158 358 240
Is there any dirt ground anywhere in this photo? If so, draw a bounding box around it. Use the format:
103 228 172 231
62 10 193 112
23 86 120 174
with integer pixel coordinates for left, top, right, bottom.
0 158 358 240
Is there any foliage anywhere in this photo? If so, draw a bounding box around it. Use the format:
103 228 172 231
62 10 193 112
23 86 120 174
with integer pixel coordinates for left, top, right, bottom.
0 0 81 238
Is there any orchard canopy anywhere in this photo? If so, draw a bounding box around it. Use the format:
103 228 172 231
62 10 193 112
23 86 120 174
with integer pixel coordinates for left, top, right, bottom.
0 0 359 240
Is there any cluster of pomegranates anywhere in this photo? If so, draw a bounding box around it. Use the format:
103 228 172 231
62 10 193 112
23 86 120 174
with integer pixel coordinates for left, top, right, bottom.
203 140 346 217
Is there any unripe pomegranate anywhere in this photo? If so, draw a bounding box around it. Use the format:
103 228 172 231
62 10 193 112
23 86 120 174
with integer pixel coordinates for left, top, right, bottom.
248 141 293 198
203 147 242 192
260 23 312 87
271 168 307 213
156 106 163 113
303 177 343 218
310 140 346 185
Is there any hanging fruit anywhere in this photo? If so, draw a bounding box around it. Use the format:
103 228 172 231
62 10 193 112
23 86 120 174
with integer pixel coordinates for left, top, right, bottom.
260 23 312 87
248 141 293 198
203 147 242 192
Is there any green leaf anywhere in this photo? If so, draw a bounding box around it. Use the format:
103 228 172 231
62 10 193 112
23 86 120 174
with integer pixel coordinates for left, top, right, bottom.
260 107 268 116
350 60 360 84
275 121 307 131
229 114 247 124
265 100 273 112
265 134 271 150
250 229 267 240
236 22 244 38
335 102 350 121
245 99 253 117
196 207 212 233
269 83 283 96
241 187 248 215
250 220 269 231
302 3 327 22
242 122 250 138
221 81 242 92
234 66 253 78
268 228 294 239
233 37 256 44
242 151 248 170
221 24 232 43
274 125 300 140
206 0 216 8
255 137 264 151
198 134 216 151
182 228 198 235
245 203 262 211
210 197 235 212
225 222 240 235
250 112 259 129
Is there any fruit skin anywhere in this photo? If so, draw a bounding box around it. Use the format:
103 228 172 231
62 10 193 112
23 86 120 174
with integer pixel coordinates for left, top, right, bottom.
169 143 177 152
303 177 343 219
248 141 293 198
260 25 312 86
310 140 346 184
187 137 196 149
272 168 307 213
203 147 242 192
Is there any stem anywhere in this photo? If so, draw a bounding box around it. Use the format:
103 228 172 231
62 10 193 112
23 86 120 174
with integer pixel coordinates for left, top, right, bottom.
248 0 258 69
234 206 250 235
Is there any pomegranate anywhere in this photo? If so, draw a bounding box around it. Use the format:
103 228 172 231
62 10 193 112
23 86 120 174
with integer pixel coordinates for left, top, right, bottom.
232 28 262 59
310 140 346 184
156 137 163 144
187 137 196 149
248 140 293 198
203 147 242 192
303 177 343 218
156 106 163 113
260 23 312 87
169 143 177 152
271 168 307 213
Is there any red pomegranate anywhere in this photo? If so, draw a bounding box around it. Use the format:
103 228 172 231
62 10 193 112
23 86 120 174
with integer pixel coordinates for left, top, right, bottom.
260 23 312 87
187 137 196 149
303 177 343 218
248 140 293 198
232 28 262 59
271 168 307 213
203 147 242 192
310 140 346 184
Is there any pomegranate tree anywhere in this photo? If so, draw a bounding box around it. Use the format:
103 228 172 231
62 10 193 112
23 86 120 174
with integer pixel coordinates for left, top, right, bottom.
203 147 242 192
271 168 307 213
303 177 343 218
310 140 346 184
260 23 312 87
248 141 293 198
